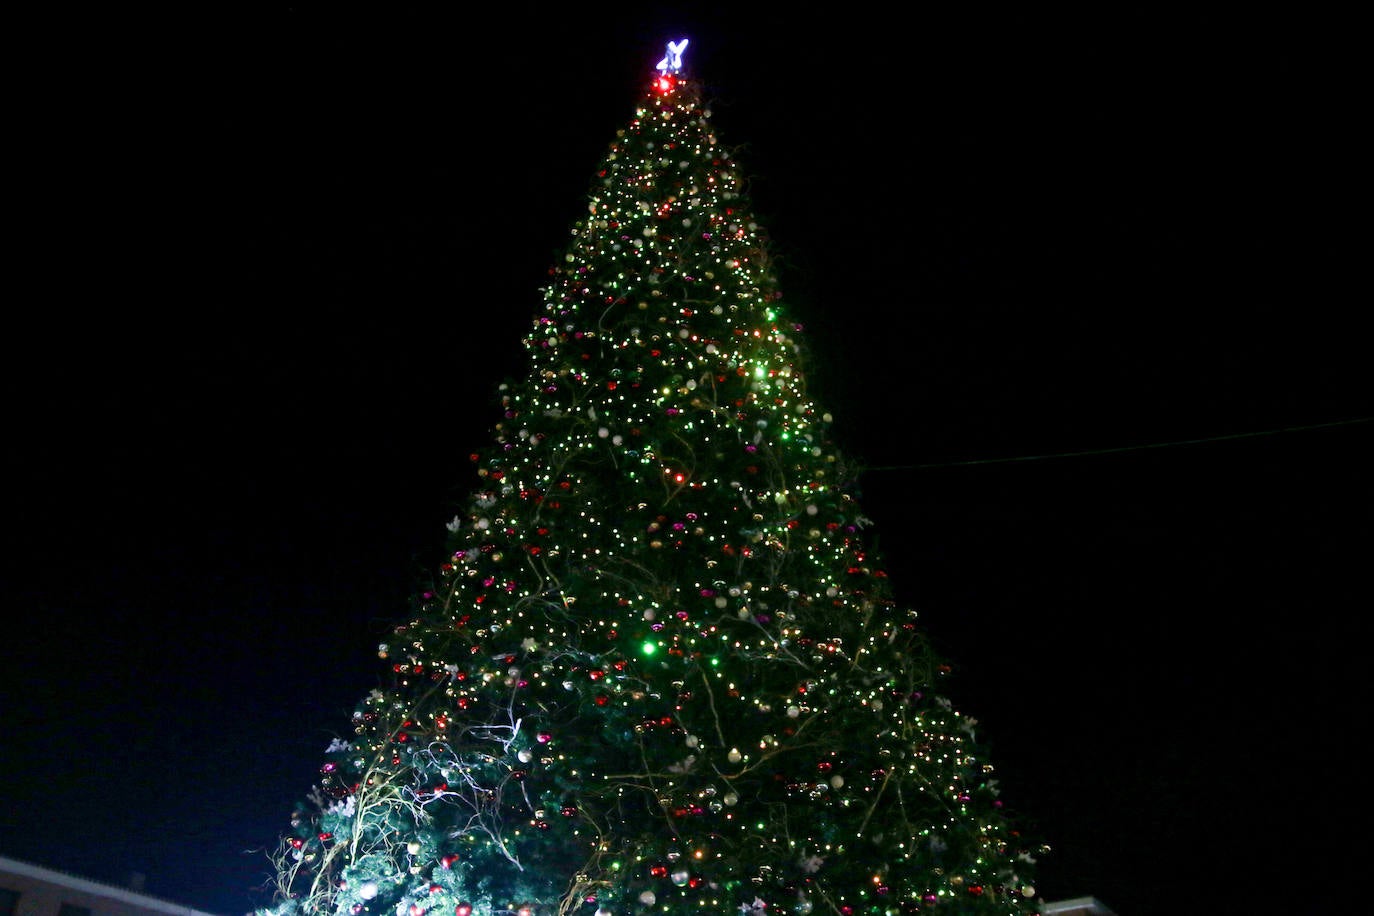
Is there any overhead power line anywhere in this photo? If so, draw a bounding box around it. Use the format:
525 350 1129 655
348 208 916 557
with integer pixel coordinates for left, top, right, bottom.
866 417 1372 472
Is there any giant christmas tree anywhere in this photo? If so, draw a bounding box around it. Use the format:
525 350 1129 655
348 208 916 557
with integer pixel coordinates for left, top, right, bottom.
261 40 1042 916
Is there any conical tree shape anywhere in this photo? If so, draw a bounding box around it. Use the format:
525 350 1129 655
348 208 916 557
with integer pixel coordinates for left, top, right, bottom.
262 43 1041 916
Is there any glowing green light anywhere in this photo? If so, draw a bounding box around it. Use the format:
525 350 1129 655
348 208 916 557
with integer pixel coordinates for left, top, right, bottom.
641 641 657 656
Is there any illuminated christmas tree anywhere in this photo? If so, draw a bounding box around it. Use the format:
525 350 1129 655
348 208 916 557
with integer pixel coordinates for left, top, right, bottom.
262 40 1042 916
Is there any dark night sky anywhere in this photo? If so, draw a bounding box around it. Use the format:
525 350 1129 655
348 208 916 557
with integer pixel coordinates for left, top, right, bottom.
3 7 1367 916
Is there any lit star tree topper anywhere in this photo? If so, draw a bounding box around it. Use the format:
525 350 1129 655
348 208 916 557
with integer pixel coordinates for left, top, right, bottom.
656 37 688 73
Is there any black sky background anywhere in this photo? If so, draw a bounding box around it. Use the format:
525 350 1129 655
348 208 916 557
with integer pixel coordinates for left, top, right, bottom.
3 6 1368 916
